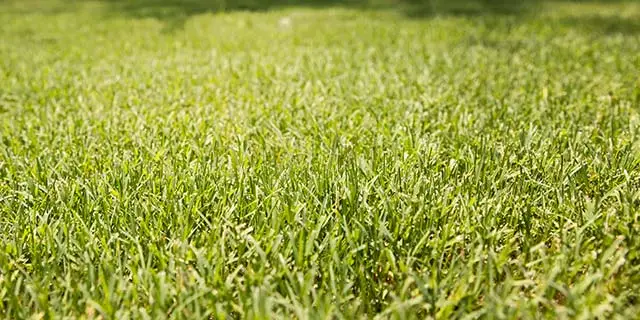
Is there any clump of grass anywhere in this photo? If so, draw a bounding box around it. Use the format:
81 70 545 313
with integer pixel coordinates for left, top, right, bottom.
1 0 639 318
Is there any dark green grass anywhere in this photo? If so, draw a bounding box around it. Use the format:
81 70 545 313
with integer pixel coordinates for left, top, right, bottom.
1 0 640 318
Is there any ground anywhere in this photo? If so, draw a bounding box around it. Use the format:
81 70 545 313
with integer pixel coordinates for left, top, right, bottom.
1 0 640 319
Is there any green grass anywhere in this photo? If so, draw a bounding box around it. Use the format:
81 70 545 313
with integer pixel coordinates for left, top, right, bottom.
1 0 640 318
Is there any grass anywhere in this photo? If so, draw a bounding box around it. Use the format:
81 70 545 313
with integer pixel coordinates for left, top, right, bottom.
1 0 640 318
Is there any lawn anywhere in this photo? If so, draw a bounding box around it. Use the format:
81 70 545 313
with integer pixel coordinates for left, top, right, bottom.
1 0 640 318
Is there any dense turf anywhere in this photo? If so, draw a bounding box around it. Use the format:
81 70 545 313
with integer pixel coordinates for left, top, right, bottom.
1 0 640 318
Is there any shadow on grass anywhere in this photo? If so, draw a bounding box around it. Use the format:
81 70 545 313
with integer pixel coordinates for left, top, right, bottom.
99 0 543 27
16 0 639 35
400 0 544 18
98 0 378 30
559 14 640 35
